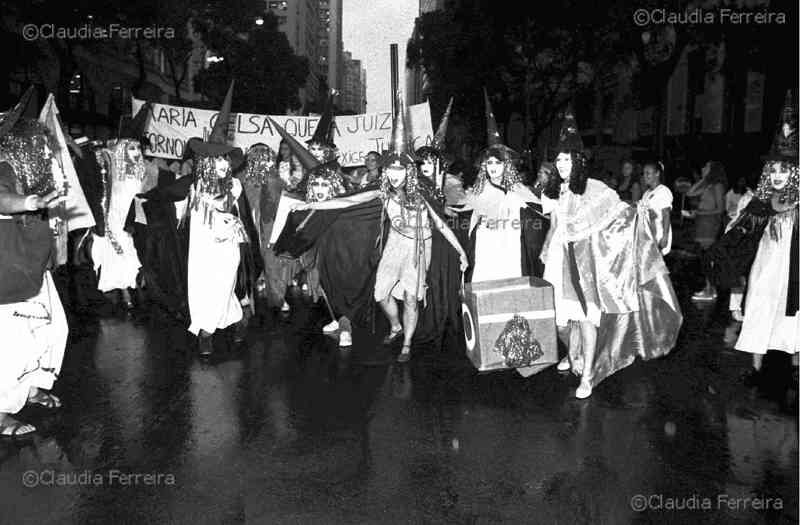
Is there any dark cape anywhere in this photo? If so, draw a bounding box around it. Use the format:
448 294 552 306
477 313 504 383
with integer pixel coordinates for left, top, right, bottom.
138 172 264 321
704 198 798 315
273 190 465 351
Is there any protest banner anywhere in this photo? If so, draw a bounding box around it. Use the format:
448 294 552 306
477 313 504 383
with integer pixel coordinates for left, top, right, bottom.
131 99 433 167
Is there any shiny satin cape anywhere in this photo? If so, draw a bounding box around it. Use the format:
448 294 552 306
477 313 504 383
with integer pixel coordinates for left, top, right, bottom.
554 179 683 388
273 189 464 351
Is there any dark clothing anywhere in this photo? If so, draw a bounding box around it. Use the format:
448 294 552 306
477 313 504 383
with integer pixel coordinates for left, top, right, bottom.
0 162 53 304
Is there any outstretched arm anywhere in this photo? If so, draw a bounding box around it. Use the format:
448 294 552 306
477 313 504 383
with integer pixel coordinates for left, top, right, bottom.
425 200 469 271
296 189 380 211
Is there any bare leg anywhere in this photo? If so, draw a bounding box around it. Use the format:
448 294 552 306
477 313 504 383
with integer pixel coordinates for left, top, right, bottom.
752 353 763 371
379 296 402 331
576 321 597 398
401 293 419 348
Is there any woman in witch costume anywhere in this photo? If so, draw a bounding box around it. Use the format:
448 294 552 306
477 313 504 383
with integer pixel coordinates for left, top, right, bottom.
90 103 151 310
0 87 69 436
541 108 682 398
452 90 547 282
288 95 468 362
705 91 799 379
268 116 353 345
139 81 259 356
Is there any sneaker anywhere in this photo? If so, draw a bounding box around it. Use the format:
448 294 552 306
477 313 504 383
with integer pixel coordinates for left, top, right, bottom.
322 320 339 333
575 384 593 399
301 283 309 293
281 301 290 313
556 357 570 372
339 330 352 347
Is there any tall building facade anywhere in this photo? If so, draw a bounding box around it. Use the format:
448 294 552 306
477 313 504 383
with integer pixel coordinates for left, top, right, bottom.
341 51 366 113
267 0 320 108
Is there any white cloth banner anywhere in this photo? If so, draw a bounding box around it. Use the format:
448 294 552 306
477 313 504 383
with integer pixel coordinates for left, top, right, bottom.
131 98 433 167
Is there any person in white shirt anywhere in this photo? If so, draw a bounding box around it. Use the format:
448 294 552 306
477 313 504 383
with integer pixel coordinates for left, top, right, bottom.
725 175 754 228
640 160 673 255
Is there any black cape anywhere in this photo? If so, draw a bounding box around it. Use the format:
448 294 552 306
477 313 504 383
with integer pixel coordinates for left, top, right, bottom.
274 191 464 351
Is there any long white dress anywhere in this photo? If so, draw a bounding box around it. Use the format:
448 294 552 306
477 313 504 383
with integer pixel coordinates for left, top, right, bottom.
735 207 799 355
91 152 144 292
187 179 244 336
467 183 537 282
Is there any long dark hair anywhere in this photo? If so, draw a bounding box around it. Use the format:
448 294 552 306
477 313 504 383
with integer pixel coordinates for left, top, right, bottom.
543 151 589 198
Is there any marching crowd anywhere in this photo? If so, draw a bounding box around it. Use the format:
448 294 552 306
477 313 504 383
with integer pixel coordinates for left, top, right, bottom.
0 82 796 437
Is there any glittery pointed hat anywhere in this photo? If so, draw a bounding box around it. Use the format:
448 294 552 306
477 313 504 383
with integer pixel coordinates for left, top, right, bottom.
382 91 414 168
0 86 33 138
268 116 320 171
762 90 798 163
186 80 244 168
481 88 518 161
556 104 584 154
307 89 337 148
415 96 453 160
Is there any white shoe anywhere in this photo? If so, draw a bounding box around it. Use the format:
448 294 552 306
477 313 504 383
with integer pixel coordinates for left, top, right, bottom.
339 330 352 347
323 320 339 333
731 309 744 322
575 384 593 399
556 357 570 372
280 301 290 313
301 283 309 292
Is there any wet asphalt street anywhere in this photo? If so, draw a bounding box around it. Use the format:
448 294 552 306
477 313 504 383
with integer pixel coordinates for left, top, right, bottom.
0 255 797 525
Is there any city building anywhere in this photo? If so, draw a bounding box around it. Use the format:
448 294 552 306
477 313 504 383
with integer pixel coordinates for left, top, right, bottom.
341 51 366 113
1 9 202 139
267 0 320 108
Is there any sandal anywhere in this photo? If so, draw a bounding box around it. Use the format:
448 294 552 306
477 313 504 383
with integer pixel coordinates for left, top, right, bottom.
27 389 62 409
0 415 37 437
397 345 411 363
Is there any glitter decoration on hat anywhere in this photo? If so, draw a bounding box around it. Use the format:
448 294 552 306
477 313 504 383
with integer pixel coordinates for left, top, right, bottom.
556 105 584 154
762 90 798 163
0 85 33 139
0 87 60 196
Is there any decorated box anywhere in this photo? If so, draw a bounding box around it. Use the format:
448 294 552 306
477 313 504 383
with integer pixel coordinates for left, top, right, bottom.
462 276 557 375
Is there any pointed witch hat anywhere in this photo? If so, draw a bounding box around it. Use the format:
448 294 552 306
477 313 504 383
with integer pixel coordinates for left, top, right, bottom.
307 89 337 148
116 101 152 145
268 116 320 171
415 96 453 160
481 88 518 161
381 91 414 168
0 86 34 138
555 104 584 154
762 90 797 163
185 80 244 168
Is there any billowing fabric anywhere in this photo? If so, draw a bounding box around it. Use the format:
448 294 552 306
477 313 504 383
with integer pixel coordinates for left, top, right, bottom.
0 272 67 413
274 192 463 349
543 179 682 388
735 208 799 355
